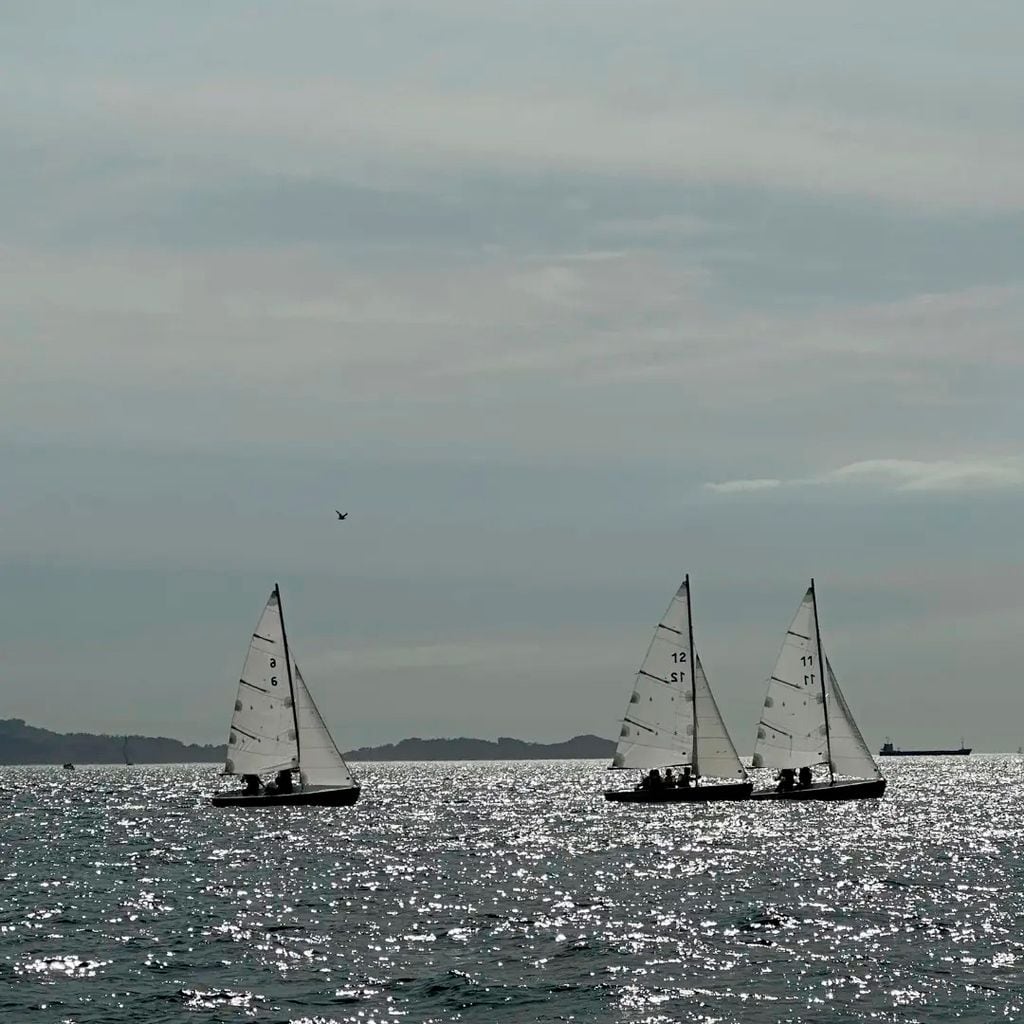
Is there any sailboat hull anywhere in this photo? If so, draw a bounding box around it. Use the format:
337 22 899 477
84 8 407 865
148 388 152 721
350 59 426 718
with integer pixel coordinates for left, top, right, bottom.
604 781 753 803
751 778 886 801
211 785 361 808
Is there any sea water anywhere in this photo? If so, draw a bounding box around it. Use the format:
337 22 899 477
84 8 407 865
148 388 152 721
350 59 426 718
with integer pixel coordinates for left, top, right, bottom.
1 756 1022 1023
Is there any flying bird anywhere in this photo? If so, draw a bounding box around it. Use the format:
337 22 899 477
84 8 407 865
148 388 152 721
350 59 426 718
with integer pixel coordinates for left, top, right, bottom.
336 510 348 520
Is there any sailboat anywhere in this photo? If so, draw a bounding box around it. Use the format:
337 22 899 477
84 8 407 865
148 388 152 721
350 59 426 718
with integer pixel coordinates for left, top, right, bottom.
122 736 133 766
751 580 886 801
605 575 752 802
211 584 361 808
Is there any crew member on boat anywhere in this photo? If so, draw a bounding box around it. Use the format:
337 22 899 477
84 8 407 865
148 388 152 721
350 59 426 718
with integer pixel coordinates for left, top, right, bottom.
242 774 261 795
679 766 692 789
266 769 294 795
798 766 812 788
777 768 795 792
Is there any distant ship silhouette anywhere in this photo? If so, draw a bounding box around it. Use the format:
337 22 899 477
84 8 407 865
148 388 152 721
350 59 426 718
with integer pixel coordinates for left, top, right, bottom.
879 738 971 757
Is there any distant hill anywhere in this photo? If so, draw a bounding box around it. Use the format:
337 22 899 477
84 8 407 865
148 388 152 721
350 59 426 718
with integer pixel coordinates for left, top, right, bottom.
0 719 614 765
0 718 224 765
344 734 615 761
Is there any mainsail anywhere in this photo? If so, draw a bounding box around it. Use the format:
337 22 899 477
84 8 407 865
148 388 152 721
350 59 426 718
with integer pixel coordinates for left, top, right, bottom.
752 587 827 771
612 577 745 779
752 582 881 781
293 664 356 788
223 588 299 777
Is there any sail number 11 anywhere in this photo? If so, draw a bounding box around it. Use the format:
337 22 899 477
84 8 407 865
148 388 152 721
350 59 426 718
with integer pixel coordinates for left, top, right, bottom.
800 654 814 686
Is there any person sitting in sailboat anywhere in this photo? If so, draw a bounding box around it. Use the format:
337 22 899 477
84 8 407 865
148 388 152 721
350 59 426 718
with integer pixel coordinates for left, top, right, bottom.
266 769 294 795
678 766 692 789
242 774 261 796
798 766 812 788
777 768 795 792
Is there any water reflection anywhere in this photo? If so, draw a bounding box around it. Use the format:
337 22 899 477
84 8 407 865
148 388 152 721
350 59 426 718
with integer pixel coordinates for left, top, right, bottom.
0 756 1022 1021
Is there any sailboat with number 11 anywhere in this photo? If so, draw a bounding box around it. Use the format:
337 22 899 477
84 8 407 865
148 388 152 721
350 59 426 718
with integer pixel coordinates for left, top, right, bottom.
751 580 886 801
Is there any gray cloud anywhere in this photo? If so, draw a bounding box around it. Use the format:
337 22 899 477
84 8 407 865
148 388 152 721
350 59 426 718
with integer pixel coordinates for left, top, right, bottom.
10 64 1015 213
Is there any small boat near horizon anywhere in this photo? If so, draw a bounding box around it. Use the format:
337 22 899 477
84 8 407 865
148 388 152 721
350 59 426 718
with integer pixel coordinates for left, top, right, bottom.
750 580 886 801
605 575 752 803
211 584 360 808
879 738 971 756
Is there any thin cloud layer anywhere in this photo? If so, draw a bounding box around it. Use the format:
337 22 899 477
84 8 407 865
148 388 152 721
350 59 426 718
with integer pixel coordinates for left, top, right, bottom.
707 458 1024 495
9 73 1023 215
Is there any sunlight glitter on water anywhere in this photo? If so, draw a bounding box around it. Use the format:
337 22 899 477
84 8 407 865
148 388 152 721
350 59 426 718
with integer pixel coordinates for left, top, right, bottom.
1 757 1023 1021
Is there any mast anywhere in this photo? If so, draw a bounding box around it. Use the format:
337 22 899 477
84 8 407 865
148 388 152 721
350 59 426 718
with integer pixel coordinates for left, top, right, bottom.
810 578 833 784
684 573 699 779
275 583 302 770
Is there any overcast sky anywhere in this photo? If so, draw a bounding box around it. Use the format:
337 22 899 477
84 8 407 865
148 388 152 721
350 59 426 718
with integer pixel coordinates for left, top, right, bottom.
2 2 1022 752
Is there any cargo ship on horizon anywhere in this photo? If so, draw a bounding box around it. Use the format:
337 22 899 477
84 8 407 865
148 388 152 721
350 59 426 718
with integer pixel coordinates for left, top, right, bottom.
879 738 971 757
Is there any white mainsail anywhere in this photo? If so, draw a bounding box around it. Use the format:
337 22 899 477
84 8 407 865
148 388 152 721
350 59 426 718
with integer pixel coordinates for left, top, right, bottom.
752 583 881 781
293 664 356 789
752 588 827 770
612 577 745 779
223 589 299 777
825 659 882 780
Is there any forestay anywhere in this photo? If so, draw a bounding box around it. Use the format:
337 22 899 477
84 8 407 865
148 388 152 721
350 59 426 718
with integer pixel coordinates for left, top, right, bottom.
293 664 356 789
752 588 828 771
825 659 882 780
223 590 299 777
612 582 693 770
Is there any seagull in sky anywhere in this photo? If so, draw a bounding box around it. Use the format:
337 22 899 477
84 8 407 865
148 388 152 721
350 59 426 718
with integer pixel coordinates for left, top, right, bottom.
336 510 348 520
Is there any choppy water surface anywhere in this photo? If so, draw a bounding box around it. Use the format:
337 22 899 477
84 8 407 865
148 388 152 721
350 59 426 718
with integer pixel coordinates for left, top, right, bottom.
1 757 1023 1023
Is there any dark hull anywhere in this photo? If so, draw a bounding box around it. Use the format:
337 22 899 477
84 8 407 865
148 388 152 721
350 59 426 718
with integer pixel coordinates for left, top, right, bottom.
751 778 886 801
879 748 970 756
211 786 361 808
605 781 753 803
